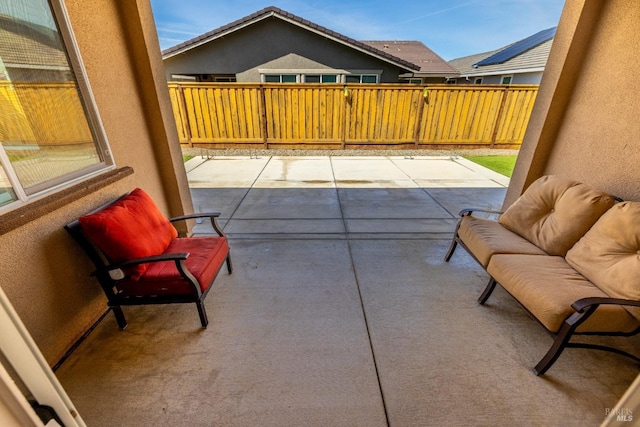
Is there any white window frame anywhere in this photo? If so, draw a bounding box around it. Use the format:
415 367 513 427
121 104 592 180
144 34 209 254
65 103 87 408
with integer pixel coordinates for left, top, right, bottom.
500 75 514 84
344 74 379 84
302 74 338 83
262 74 299 83
259 69 382 84
474 77 484 84
0 0 114 214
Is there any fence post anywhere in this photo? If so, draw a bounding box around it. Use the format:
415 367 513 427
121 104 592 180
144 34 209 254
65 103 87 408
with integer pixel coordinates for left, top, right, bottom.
412 86 428 148
490 87 509 148
342 85 349 149
177 84 192 146
259 84 268 148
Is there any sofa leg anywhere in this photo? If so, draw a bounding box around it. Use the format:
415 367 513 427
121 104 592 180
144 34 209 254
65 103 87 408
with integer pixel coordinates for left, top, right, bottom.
533 322 574 375
197 301 209 328
444 237 458 262
226 253 233 274
112 306 128 330
478 278 497 305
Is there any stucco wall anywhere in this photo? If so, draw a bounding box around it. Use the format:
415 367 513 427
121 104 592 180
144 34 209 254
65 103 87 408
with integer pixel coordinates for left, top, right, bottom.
0 0 189 364
541 0 640 200
505 0 640 205
163 17 404 83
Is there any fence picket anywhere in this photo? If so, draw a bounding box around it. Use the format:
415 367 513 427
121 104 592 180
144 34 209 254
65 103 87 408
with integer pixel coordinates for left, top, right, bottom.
173 83 536 149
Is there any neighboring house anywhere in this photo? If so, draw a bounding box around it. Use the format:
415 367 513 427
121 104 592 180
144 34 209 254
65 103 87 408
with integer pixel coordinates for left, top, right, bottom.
448 27 556 85
161 6 458 84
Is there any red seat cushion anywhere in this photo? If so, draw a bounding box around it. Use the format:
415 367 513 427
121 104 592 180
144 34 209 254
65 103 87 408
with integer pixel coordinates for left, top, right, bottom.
116 237 229 297
78 188 178 280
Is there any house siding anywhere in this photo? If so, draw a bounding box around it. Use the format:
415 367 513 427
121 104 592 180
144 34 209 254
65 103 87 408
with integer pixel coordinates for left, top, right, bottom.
468 72 543 85
163 18 404 83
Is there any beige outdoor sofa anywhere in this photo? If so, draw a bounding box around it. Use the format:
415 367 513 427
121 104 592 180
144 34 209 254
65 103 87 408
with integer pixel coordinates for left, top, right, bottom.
445 175 640 375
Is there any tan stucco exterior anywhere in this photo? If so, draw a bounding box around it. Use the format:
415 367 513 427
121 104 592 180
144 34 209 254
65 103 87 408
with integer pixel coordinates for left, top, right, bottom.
0 0 191 364
507 0 640 206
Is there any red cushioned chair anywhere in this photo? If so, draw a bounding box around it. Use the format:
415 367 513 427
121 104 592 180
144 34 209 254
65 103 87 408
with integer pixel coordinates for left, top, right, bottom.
65 188 232 329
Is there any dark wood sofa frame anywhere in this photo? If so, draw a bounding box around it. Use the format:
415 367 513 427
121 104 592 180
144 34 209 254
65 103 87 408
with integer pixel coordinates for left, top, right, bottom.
446 206 640 376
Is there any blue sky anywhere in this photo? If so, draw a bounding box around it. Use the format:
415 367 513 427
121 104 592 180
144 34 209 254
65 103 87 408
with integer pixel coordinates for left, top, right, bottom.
149 0 564 61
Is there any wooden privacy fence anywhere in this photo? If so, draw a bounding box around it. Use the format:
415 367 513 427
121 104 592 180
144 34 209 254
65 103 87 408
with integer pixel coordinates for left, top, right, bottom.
168 83 538 150
0 81 93 145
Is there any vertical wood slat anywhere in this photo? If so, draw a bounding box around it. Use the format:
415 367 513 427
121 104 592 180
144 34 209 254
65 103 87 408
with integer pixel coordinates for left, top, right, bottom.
168 82 538 148
0 82 92 144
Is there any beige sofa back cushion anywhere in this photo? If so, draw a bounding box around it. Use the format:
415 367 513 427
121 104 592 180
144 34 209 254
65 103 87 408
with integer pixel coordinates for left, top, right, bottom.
566 201 640 321
498 175 615 256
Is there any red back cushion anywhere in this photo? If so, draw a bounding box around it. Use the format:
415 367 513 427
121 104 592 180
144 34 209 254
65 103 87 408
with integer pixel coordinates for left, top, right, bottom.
78 188 178 280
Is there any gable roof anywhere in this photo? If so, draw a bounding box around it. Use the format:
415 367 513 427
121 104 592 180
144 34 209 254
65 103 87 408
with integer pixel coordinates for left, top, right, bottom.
162 6 422 72
361 41 458 77
449 27 556 77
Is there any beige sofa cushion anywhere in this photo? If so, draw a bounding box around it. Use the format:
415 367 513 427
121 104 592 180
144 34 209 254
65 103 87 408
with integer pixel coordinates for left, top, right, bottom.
498 175 615 256
566 202 640 321
487 254 640 333
457 216 546 267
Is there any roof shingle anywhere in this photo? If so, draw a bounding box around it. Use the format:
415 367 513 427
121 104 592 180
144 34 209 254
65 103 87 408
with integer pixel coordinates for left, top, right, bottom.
361 41 458 75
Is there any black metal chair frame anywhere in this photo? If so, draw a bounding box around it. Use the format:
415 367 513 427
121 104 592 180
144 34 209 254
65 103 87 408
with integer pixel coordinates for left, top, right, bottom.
445 207 640 375
65 194 232 329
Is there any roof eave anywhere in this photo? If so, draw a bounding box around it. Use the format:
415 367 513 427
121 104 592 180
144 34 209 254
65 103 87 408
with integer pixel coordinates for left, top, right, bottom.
460 66 546 78
162 11 277 60
400 71 460 78
161 8 421 71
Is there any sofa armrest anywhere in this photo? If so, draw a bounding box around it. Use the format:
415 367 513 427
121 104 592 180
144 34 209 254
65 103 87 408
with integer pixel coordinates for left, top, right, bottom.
458 208 504 217
169 212 226 237
572 297 640 312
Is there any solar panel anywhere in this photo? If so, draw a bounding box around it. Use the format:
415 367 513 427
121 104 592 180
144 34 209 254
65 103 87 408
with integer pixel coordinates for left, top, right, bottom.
474 27 557 67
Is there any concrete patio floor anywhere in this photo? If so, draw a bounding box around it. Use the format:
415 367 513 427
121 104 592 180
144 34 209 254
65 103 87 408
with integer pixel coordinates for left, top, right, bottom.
55 155 639 426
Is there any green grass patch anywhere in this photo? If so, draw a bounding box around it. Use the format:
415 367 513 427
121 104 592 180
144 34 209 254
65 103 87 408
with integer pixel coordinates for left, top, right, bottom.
183 155 194 163
463 155 517 177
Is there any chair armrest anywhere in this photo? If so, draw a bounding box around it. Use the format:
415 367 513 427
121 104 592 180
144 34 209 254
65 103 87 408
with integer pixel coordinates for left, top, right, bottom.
458 208 504 217
169 212 226 237
169 213 221 222
97 252 190 273
93 252 202 296
572 297 640 312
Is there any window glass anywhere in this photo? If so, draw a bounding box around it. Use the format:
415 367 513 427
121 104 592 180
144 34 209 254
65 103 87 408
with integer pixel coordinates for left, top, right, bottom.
474 78 483 84
281 74 297 83
501 76 513 84
264 75 280 83
0 0 111 206
0 162 17 207
321 75 337 83
361 75 377 83
345 75 361 84
305 75 320 83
